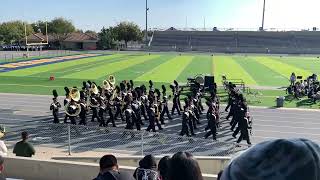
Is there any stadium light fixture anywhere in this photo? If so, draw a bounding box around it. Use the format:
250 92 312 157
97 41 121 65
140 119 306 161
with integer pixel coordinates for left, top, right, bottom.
145 0 149 45
261 0 266 31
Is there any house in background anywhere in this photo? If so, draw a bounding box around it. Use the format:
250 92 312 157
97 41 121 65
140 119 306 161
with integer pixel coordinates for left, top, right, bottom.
22 32 98 50
61 32 98 50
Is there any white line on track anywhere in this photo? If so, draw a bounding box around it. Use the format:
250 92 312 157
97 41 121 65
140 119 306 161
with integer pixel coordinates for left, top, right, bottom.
254 129 320 136
253 114 320 120
253 119 320 125
253 124 320 130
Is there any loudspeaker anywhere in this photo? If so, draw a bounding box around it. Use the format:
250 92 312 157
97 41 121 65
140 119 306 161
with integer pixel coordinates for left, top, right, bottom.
204 76 215 88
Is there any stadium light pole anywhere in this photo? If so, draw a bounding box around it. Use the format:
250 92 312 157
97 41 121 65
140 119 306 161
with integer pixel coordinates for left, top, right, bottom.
261 0 266 31
145 0 149 45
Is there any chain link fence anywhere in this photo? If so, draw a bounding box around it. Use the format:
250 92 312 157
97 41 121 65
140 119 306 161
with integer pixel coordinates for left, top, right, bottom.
2 123 247 157
0 50 76 63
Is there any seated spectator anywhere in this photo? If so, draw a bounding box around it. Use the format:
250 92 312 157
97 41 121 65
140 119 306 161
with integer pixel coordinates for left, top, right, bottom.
133 154 159 180
158 156 170 180
168 152 203 180
94 154 134 180
0 126 7 156
13 131 35 157
219 138 320 180
0 156 5 180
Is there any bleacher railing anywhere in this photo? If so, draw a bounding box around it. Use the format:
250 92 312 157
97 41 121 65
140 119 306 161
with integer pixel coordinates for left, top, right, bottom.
2 123 245 157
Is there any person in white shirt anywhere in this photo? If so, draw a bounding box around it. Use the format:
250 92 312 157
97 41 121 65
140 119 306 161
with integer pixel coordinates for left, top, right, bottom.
0 126 7 157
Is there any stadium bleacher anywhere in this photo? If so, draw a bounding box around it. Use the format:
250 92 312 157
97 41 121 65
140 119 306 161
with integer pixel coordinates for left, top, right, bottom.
150 30 320 54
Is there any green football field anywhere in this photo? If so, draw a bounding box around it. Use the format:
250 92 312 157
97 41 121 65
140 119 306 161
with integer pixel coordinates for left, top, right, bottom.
0 52 319 108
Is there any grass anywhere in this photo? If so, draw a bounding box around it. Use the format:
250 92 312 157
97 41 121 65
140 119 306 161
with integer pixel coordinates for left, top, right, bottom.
1 52 320 109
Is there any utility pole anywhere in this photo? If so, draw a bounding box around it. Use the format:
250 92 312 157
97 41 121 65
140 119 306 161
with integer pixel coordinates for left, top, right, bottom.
261 0 266 31
145 0 149 45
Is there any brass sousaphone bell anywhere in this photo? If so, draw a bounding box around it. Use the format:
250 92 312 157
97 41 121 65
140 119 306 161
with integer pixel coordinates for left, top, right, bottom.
88 84 100 108
108 75 116 89
65 88 82 117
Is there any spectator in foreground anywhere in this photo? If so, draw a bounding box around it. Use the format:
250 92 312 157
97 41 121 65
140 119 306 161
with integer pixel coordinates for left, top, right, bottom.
158 156 171 180
219 138 320 180
13 131 35 157
0 156 5 180
133 154 159 180
0 126 7 157
94 154 134 180
168 152 203 180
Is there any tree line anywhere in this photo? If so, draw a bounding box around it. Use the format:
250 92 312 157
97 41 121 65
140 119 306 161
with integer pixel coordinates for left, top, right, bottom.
0 17 143 49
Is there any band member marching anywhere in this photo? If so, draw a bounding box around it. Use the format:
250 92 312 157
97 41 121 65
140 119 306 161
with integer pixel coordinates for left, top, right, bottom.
160 85 172 124
50 90 61 124
89 83 101 123
79 91 87 125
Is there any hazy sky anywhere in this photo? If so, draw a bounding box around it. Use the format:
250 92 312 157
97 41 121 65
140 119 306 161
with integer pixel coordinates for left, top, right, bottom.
1 0 319 31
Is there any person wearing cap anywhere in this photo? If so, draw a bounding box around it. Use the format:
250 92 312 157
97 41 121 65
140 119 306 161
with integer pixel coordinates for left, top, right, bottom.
0 156 5 180
93 154 133 180
0 127 7 157
219 138 320 180
13 131 35 157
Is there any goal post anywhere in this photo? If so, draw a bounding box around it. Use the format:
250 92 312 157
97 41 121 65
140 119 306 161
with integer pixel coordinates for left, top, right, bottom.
24 22 49 57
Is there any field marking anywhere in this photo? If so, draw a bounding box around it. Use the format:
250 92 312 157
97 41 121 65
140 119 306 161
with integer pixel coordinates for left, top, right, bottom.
0 54 120 77
254 57 312 79
135 56 194 82
52 54 129 75
0 83 64 88
214 56 257 85
62 55 160 79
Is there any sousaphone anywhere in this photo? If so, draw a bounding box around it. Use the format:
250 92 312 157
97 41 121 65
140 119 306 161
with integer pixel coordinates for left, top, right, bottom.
88 84 100 108
65 88 81 117
108 75 116 89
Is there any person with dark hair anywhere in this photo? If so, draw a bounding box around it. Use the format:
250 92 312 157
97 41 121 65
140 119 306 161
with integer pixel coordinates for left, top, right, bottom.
168 152 203 180
219 138 320 180
13 131 35 157
158 156 170 180
0 156 5 180
133 154 159 180
94 154 134 180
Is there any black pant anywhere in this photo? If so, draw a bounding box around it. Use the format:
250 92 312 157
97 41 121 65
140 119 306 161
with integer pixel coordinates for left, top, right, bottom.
180 117 190 136
79 113 87 125
53 112 59 123
114 106 124 121
141 105 149 120
91 108 100 122
204 120 217 140
171 101 181 115
237 128 251 144
70 116 76 125
231 117 238 131
147 116 156 132
106 108 116 127
99 110 106 127
160 106 172 124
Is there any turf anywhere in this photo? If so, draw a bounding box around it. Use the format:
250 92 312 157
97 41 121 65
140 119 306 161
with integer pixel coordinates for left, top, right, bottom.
1 52 320 108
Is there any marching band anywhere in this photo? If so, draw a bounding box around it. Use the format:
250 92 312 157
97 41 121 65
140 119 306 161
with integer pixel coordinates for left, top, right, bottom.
50 75 253 144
